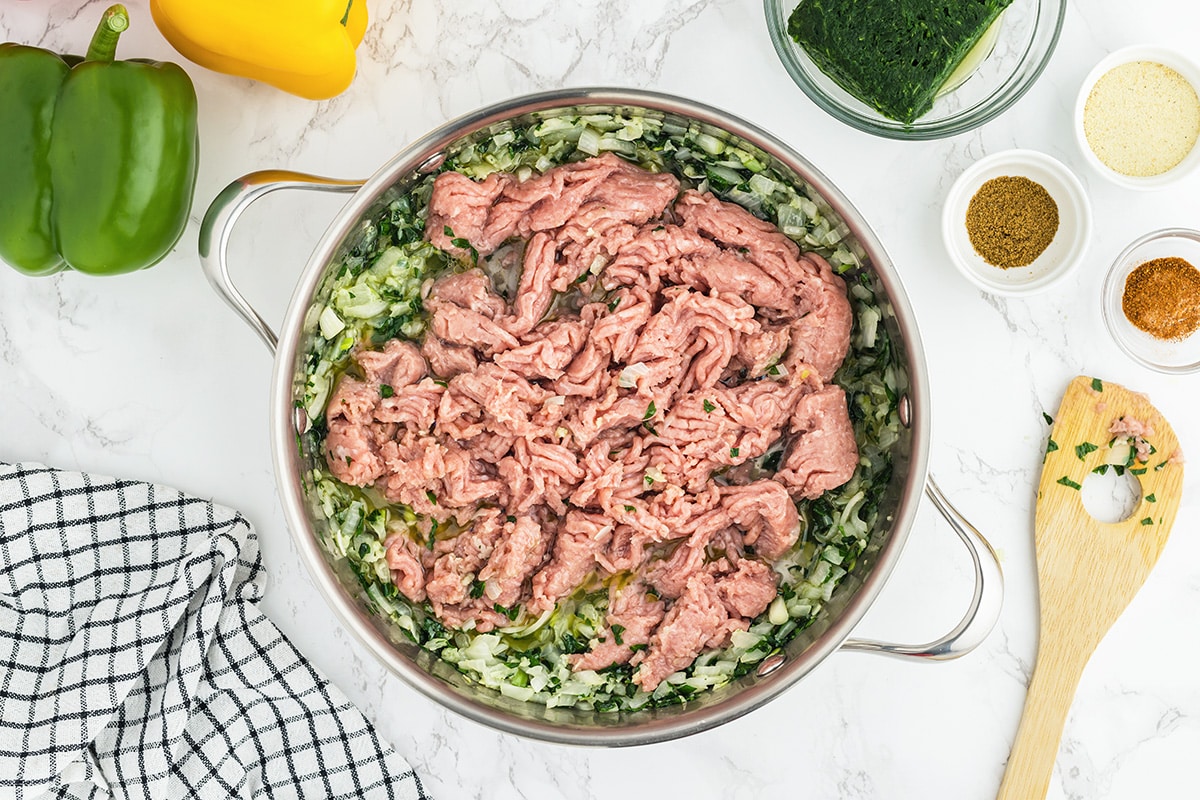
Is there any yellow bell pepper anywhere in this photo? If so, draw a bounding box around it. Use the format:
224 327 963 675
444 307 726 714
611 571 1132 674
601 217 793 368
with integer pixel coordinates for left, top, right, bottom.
149 0 368 100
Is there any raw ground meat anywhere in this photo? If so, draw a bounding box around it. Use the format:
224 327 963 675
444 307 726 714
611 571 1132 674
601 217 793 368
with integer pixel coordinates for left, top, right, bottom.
325 154 859 691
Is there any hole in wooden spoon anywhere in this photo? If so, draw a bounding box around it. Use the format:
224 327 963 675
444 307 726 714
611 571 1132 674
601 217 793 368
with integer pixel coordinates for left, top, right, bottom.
1080 468 1142 523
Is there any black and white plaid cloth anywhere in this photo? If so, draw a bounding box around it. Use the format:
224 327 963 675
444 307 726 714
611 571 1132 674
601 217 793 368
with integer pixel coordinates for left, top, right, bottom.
0 462 428 800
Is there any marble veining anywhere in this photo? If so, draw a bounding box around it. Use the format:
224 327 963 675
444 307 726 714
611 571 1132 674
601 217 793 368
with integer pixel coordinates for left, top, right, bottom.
2 1 1199 798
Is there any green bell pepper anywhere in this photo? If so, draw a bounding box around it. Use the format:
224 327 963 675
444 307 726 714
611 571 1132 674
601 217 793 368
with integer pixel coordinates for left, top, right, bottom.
0 4 199 277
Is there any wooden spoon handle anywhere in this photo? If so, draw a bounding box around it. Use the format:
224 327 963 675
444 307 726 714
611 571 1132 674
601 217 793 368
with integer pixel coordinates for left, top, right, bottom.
996 645 1088 800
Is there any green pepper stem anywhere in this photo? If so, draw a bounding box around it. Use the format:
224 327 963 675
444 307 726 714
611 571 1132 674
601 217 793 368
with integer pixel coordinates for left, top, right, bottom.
341 0 353 26
85 4 129 62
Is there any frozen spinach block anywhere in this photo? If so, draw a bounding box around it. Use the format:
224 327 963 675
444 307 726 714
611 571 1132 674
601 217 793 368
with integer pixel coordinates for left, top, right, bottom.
787 0 1013 124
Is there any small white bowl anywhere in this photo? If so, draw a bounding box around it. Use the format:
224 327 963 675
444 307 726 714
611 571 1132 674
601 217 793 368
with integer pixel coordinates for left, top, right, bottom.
1074 45 1200 189
1102 228 1200 374
942 149 1092 296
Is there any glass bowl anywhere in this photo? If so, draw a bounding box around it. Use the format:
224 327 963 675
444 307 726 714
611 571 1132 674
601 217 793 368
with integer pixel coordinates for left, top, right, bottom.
1103 228 1200 374
764 0 1067 140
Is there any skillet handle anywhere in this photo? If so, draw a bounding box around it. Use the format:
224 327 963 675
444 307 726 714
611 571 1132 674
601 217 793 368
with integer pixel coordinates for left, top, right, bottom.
198 170 364 354
840 476 1004 660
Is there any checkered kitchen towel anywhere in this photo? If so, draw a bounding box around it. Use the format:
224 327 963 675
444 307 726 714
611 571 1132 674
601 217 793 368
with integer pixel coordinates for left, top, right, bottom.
0 462 428 800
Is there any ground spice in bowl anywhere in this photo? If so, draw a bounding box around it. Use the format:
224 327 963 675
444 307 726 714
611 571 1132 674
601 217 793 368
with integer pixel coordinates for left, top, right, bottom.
1084 61 1200 178
965 176 1060 268
1122 256 1200 340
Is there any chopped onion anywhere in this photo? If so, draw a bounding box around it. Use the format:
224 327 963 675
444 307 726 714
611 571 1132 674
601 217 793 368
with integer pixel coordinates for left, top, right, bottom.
577 126 602 156
748 173 779 196
858 307 881 348
1106 439 1133 465
618 362 649 388
499 683 536 702
692 132 726 155
768 596 789 626
318 306 345 339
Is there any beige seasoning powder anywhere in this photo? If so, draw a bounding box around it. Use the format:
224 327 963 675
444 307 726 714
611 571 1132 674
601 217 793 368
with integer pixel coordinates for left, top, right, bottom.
1084 61 1200 177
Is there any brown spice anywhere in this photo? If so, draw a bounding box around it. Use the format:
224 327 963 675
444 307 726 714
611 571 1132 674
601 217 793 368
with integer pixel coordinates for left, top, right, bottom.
1122 256 1200 341
965 176 1060 268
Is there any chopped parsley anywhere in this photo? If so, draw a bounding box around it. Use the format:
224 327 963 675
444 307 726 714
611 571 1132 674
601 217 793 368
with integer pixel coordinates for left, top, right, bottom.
560 632 588 655
1042 412 1053 425
469 579 486 599
1075 442 1098 460
1046 438 1059 454
611 624 626 646
419 614 448 644
1129 467 1147 475
1146 493 1157 503
380 384 395 398
1056 476 1082 490
1140 517 1153 526
1092 464 1109 475
444 225 479 264
730 447 740 458
1091 378 1104 392
425 490 438 505
629 643 648 653
426 520 438 550
507 515 517 523
623 505 636 512
492 603 520 621
703 399 716 413
641 401 658 434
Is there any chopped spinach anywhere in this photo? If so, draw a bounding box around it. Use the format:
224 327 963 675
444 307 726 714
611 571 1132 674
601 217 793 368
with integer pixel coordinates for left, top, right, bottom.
787 0 1014 123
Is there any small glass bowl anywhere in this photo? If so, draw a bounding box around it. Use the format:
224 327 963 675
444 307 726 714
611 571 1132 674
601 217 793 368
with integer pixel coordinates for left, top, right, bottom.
763 0 1066 140
1103 228 1200 374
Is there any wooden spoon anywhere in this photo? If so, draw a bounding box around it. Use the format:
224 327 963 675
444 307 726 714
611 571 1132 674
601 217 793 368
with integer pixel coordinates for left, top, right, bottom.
997 375 1185 800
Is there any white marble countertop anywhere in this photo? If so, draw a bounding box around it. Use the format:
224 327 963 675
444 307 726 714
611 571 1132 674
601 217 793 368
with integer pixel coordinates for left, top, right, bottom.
3 1 1198 798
